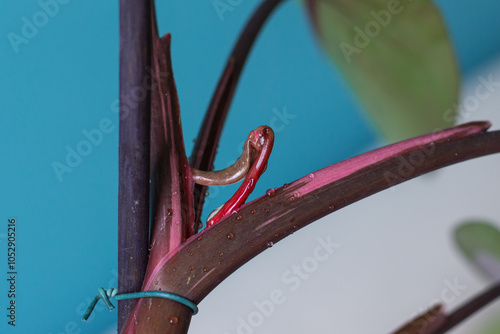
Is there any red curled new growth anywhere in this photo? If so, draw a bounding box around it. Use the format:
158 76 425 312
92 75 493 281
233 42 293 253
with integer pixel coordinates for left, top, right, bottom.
207 126 274 227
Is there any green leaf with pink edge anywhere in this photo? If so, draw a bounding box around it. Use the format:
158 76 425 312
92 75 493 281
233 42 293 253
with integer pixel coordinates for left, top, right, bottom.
301 0 459 142
455 221 500 281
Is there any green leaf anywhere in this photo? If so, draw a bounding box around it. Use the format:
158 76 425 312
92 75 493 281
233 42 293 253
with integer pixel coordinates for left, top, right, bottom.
483 318 500 334
455 221 500 281
302 0 459 142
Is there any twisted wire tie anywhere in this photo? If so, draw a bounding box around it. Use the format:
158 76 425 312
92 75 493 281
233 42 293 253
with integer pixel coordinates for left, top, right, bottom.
81 287 198 321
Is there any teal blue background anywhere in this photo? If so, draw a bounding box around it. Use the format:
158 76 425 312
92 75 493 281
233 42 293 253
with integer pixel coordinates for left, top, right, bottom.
1 1 500 333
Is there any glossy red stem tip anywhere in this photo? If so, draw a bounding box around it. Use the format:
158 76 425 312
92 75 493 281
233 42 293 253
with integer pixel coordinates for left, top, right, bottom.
206 126 274 227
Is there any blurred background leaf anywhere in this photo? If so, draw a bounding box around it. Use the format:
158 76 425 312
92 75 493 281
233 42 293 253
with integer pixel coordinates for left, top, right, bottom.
455 221 500 333
455 221 500 281
302 0 459 142
483 317 500 334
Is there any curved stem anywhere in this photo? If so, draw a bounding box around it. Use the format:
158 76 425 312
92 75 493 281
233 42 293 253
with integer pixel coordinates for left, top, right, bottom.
123 123 500 333
433 282 500 334
190 0 286 224
191 130 255 186
206 126 274 226
147 124 500 304
393 282 500 334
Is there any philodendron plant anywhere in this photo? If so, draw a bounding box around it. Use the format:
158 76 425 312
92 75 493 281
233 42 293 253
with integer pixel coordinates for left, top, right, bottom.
89 0 500 333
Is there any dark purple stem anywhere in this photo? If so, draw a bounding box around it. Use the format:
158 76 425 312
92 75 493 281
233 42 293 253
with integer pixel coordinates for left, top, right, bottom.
395 282 500 333
190 0 285 224
118 0 152 331
433 282 500 334
391 304 446 334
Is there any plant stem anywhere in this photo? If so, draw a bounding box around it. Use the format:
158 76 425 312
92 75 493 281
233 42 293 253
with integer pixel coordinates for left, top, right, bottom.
158 128 500 301
118 0 153 331
391 304 446 334
395 282 500 333
190 0 286 224
121 12 197 334
130 127 500 333
433 282 500 333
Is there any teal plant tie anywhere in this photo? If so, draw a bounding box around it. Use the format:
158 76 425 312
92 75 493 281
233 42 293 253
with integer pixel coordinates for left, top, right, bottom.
82 287 199 321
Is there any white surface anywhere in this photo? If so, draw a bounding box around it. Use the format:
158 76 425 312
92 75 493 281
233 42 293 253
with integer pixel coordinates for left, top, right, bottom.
186 56 500 334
